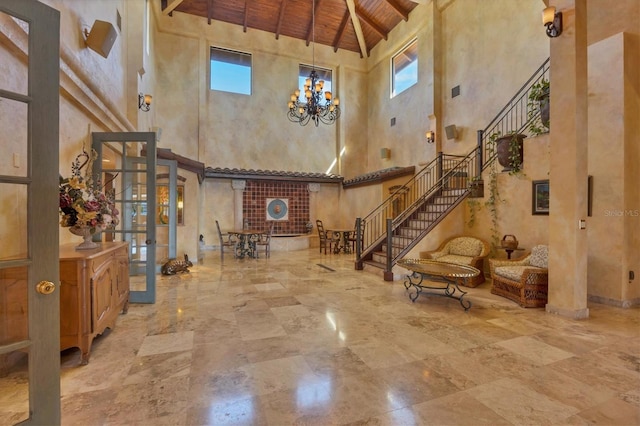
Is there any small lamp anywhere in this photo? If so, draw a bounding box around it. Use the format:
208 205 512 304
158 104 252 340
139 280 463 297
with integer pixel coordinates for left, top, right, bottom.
138 93 152 112
542 6 562 38
425 130 435 144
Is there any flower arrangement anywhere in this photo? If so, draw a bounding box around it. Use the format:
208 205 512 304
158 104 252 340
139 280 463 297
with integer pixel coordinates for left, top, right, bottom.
59 146 119 232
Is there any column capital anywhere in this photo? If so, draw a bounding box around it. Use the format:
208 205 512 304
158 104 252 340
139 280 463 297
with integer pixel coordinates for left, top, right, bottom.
308 183 321 193
231 180 246 191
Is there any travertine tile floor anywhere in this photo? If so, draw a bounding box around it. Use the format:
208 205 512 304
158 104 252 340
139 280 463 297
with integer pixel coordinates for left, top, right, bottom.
58 249 639 425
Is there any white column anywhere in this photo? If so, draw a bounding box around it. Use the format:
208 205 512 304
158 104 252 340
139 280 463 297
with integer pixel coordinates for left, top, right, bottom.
231 180 246 230
308 183 321 228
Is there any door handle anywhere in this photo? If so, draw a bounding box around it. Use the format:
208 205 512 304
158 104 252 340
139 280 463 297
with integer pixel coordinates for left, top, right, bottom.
145 239 154 245
36 280 56 295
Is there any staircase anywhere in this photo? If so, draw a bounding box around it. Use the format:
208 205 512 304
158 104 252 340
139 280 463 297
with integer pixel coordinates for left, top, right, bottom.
355 58 550 279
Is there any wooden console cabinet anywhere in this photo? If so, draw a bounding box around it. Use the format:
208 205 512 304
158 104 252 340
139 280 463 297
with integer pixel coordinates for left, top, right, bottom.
59 242 129 364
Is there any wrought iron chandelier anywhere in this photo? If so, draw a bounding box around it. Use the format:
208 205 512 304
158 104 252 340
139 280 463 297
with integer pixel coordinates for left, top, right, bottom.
287 0 340 126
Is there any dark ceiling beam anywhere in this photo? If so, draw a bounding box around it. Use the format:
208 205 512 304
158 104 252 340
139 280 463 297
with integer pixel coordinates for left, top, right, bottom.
162 0 184 16
355 6 388 40
332 11 350 53
243 0 250 33
384 0 409 21
275 0 288 40
207 0 212 25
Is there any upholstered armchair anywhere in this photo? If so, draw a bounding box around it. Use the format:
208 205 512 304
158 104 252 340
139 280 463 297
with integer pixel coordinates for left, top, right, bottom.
489 244 549 308
419 236 490 287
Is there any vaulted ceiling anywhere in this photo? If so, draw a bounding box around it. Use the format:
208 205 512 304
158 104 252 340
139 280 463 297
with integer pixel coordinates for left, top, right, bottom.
160 0 422 57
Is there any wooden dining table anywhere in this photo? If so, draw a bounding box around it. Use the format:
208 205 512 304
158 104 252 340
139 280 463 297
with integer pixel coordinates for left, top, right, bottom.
229 229 263 258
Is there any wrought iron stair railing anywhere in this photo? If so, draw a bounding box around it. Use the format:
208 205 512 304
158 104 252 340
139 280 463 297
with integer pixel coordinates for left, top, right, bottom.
354 58 550 277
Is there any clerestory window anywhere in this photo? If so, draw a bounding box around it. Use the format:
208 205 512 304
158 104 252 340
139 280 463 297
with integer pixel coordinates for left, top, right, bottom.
391 39 418 98
210 46 252 95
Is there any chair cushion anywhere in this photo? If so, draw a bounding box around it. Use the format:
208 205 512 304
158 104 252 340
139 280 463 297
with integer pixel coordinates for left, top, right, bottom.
448 237 483 257
529 245 548 269
495 265 546 281
437 254 474 266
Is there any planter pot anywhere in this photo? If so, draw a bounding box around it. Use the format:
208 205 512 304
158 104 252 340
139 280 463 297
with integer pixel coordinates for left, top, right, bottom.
496 134 525 172
538 89 550 128
468 180 484 198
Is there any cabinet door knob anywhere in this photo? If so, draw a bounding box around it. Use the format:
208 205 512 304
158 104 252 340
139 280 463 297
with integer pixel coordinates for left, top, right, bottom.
36 281 56 295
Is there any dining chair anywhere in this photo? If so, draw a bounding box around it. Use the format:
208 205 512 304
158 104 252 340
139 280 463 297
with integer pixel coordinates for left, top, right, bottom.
316 220 335 254
347 218 365 254
256 222 274 258
215 220 236 260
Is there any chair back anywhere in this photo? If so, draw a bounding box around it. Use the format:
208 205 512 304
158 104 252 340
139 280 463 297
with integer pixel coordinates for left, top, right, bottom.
316 220 326 241
215 220 224 239
264 222 274 242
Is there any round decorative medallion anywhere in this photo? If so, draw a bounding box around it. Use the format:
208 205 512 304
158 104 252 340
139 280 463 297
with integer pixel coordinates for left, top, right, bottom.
267 198 288 220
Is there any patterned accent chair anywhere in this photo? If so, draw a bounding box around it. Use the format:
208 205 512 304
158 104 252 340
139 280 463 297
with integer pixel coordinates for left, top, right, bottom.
489 244 549 308
419 236 490 287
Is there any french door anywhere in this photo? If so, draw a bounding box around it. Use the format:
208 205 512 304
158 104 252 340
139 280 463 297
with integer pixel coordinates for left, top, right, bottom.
92 132 157 304
0 1 61 424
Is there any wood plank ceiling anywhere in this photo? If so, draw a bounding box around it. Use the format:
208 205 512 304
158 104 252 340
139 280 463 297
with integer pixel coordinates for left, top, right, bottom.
160 0 421 57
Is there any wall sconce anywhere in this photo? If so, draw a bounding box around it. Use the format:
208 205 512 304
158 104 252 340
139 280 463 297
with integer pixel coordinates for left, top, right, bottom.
138 93 152 112
425 131 435 144
542 6 563 38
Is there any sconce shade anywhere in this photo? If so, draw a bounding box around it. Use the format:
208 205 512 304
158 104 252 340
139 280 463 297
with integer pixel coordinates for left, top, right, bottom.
542 7 563 38
84 20 117 58
139 93 152 111
425 131 435 144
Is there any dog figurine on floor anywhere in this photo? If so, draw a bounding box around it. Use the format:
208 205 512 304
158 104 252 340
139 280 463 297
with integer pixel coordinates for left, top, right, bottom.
161 254 193 275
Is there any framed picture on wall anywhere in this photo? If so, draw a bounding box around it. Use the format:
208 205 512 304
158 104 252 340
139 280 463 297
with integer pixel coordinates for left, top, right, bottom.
532 180 550 215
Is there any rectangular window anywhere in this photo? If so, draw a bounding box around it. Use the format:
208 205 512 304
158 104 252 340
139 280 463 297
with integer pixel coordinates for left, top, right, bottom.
210 47 252 95
391 39 418 98
297 64 332 103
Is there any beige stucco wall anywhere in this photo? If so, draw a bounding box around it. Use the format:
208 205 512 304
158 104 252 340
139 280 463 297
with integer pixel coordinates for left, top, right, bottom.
2 0 638 307
462 134 551 268
587 32 640 306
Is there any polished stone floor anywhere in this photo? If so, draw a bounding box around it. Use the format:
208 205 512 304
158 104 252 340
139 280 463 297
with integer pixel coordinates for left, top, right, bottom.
54 249 639 425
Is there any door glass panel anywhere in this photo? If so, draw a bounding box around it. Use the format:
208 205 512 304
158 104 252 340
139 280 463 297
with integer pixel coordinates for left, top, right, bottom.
0 12 28 95
155 162 173 272
0 99 28 178
0 266 28 346
0 265 29 424
0 184 27 260
0 348 29 425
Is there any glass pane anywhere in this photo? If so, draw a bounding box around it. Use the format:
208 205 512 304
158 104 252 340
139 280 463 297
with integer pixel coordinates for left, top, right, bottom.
0 184 27 260
0 12 29 95
0 266 28 345
210 46 252 95
392 39 418 97
0 266 29 423
0 99 28 178
0 348 29 424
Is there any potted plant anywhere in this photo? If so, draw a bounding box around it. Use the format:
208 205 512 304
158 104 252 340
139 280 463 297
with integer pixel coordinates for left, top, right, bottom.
496 132 525 174
527 78 549 135
468 176 484 198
